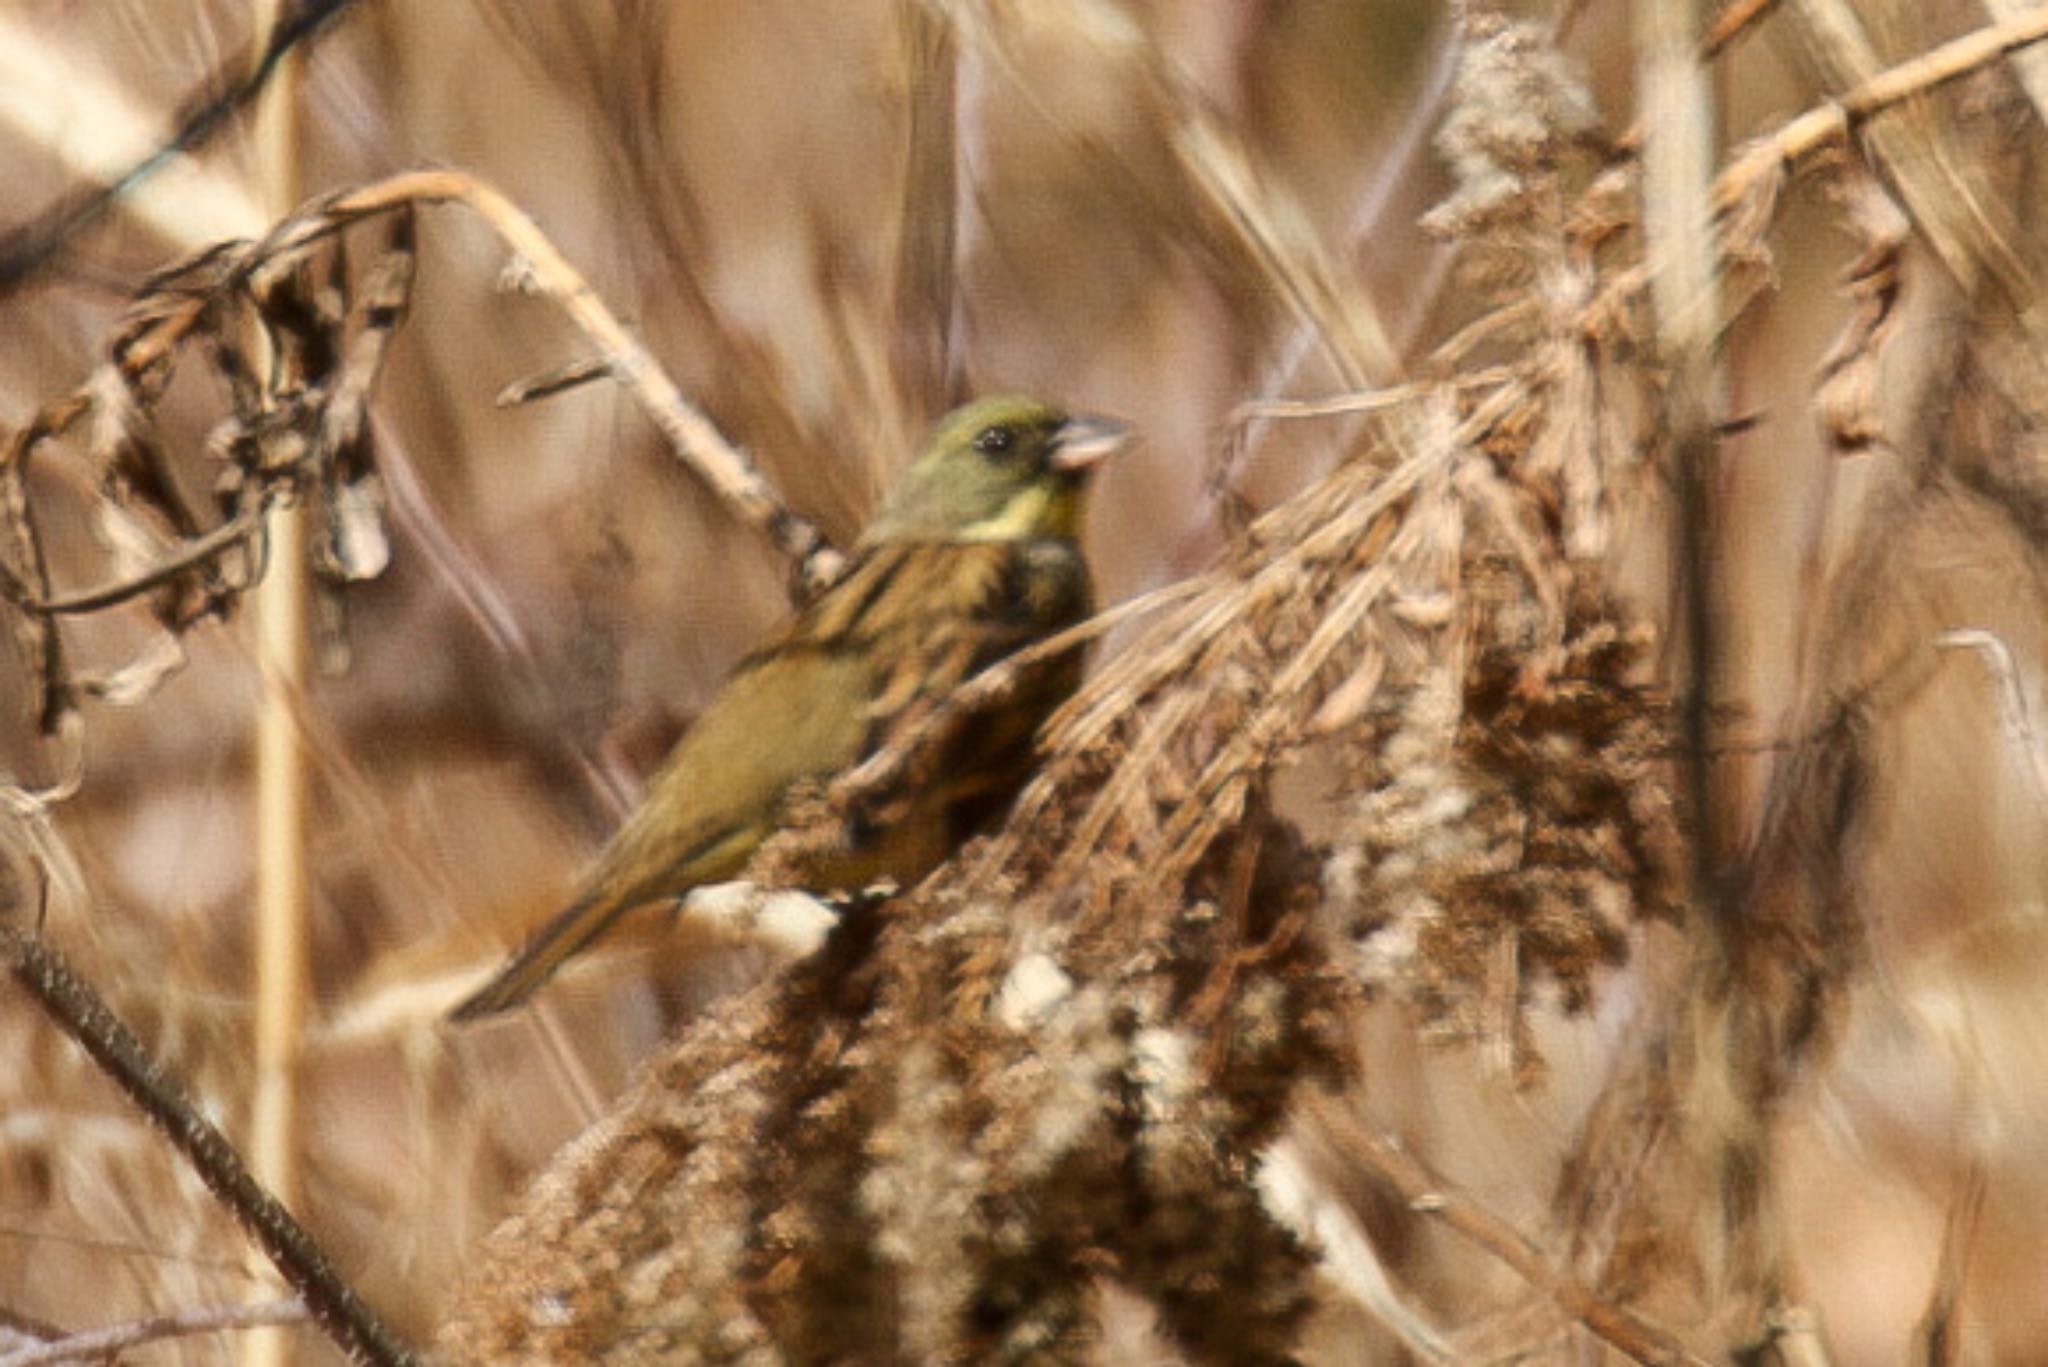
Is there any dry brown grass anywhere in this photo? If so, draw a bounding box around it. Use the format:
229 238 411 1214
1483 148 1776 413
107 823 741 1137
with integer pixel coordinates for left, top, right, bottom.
5 2 2048 1363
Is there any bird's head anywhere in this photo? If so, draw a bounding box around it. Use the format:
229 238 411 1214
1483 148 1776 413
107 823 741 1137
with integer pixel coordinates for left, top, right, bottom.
865 396 1126 546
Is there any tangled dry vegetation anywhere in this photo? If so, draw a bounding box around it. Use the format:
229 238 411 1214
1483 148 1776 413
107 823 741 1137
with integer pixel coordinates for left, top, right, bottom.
6 2 2048 1364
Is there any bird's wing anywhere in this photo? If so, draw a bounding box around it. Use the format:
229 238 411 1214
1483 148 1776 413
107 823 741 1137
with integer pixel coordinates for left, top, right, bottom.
448 577 887 1020
817 539 1090 692
813 539 1095 860
449 540 1089 1019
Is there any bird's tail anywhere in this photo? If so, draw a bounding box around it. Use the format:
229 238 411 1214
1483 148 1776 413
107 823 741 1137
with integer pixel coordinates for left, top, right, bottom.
448 888 637 1021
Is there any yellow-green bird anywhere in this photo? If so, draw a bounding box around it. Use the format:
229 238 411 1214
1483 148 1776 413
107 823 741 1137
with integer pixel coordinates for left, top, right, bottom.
450 396 1124 1020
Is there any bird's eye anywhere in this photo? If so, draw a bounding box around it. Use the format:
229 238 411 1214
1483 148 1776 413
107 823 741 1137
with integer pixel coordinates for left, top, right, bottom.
974 424 1017 458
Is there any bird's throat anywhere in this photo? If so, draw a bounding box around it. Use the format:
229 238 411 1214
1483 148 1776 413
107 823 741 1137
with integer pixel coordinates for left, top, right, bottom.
953 482 1081 543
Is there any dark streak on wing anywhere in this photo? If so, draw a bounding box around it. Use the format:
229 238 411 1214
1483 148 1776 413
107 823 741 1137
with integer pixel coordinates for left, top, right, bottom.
779 544 918 654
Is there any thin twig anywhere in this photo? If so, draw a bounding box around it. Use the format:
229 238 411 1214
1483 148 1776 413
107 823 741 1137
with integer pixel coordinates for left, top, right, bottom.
1722 6 2048 204
1703 0 1785 58
0 923 418 1367
1755 2 2048 369
0 165 842 750
494 356 610 406
12 166 842 605
0 507 262 616
0 0 362 291
323 170 843 591
0 1298 309 1367
1305 1096 1709 1367
1585 7 2048 337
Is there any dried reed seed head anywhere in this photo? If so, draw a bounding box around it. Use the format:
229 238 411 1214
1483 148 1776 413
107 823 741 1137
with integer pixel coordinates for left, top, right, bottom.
1322 576 1681 1070
1426 19 1604 239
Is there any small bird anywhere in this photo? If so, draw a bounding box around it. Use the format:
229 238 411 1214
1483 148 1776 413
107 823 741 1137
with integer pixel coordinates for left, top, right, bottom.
450 396 1124 1019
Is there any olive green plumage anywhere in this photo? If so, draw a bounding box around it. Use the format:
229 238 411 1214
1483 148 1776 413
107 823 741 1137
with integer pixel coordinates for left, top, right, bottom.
450 396 1123 1020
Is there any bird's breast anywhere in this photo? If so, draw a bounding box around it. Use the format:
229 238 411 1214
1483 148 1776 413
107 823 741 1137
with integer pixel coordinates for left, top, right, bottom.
778 536 1095 892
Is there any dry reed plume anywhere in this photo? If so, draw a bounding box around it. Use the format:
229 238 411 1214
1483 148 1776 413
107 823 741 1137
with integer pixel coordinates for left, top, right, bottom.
3 3 2048 1364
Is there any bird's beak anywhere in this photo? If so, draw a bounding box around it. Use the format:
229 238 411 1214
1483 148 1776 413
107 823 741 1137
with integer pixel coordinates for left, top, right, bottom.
1049 415 1130 473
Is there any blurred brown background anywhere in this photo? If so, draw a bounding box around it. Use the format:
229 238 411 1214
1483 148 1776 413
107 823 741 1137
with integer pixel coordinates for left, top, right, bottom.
1 1 2046 1362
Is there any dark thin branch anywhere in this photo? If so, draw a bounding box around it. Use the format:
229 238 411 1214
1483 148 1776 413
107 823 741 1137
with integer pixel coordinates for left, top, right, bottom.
0 508 263 617
0 922 418 1367
0 0 364 293
494 356 611 407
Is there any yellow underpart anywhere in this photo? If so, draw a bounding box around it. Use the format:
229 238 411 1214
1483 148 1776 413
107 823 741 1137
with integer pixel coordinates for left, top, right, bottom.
955 482 1081 542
